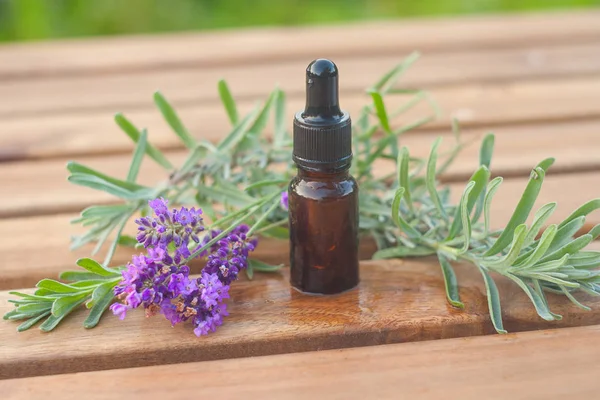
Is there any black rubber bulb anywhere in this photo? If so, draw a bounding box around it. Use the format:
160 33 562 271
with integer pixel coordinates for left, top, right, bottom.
302 58 344 123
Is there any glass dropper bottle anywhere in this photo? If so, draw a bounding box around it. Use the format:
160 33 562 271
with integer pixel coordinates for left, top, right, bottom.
288 58 359 295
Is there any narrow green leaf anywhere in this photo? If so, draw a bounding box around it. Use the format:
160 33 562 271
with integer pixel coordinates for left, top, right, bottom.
371 51 420 94
114 113 173 170
368 91 391 133
197 182 255 207
533 280 562 320
558 199 600 229
67 162 150 192
426 137 448 219
524 203 557 247
60 271 107 282
507 274 555 321
245 262 254 280
17 311 51 332
218 79 239 125
448 167 490 239
154 91 196 148
396 147 414 214
217 106 260 152
483 177 503 235
478 266 507 334
540 234 593 263
514 224 558 269
40 296 88 332
8 291 54 301
472 133 496 223
79 204 132 220
68 173 150 200
437 254 464 308
16 302 52 314
126 129 147 182
3 309 20 320
588 224 600 240
536 157 555 172
36 279 79 294
248 258 284 272
245 90 276 140
117 234 138 248
373 246 434 259
84 282 118 328
391 188 421 239
248 200 280 235
484 167 546 256
560 287 591 311
76 258 121 277
484 224 528 269
273 89 287 148
51 292 90 317
456 181 476 254
244 179 288 192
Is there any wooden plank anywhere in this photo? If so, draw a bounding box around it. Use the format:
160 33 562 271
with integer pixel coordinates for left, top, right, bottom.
2 325 599 399
3 43 600 117
1 10 599 79
2 257 600 380
2 167 598 290
0 126 598 218
2 76 600 161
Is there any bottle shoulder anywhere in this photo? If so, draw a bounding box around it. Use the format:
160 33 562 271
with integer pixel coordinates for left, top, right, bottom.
289 174 358 201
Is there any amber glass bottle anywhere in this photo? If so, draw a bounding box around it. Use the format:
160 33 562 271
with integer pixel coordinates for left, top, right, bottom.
288 59 359 295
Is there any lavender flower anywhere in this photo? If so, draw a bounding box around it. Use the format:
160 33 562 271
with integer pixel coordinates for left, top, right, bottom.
110 198 257 337
280 191 289 211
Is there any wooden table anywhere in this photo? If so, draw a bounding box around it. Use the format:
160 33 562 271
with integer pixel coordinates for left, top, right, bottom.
1 10 600 398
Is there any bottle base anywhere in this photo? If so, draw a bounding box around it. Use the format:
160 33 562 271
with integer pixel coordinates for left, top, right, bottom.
290 280 360 296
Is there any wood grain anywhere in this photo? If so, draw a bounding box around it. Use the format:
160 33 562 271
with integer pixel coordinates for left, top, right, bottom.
2 256 600 380
4 43 600 117
3 325 599 399
3 76 600 161
1 10 599 79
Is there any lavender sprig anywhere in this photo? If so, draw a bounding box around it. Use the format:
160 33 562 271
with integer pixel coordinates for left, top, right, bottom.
110 198 256 336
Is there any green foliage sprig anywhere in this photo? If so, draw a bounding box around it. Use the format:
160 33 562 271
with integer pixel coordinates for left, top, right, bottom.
5 52 600 333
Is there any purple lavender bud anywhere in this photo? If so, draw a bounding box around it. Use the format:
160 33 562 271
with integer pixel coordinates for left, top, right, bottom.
110 303 129 320
191 234 200 243
280 191 289 211
177 244 191 259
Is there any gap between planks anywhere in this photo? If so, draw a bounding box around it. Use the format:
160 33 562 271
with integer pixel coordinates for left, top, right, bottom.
2 325 599 399
2 75 600 162
3 42 600 118
2 257 600 380
1 10 599 79
1 172 598 290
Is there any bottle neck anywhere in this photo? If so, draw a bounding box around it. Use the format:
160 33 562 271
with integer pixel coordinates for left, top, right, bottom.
297 165 350 180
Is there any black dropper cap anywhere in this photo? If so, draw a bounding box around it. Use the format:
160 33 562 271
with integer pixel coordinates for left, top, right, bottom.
293 59 352 171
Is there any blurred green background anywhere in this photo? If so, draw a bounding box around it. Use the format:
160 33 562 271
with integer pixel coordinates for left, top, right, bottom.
1 0 599 42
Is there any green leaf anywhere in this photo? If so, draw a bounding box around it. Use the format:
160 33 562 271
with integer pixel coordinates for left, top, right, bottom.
558 199 600 229
483 177 503 235
84 282 118 328
472 133 495 223
245 90 276 140
76 258 121 277
373 246 435 259
117 234 138 248
391 188 421 239
217 106 260 152
523 203 557 248
248 258 283 272
455 181 475 254
484 167 546 256
447 166 489 240
40 296 88 332
371 51 420 94
51 292 90 317
540 234 593 263
273 89 287 149
15 302 52 315
437 253 464 308
546 216 586 255
533 280 562 320
68 173 151 200
396 147 414 214
154 91 196 148
8 291 55 301
368 91 391 133
67 162 150 192
484 224 528 269
126 129 147 182
245 262 254 280
244 179 288 192
59 271 107 282
17 311 51 332
506 274 554 321
218 79 239 125
259 226 289 239
197 181 255 207
3 309 20 320
478 266 507 334
426 137 448 220
114 113 173 170
514 224 558 269
36 279 79 293
78 204 132 220
560 286 591 311
536 157 555 172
